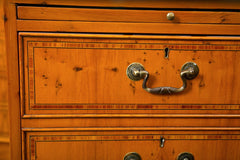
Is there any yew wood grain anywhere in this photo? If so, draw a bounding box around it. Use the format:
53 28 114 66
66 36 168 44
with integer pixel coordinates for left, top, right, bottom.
21 106 240 117
11 0 240 10
0 0 8 136
21 117 240 128
0 143 10 160
0 0 10 160
20 35 240 115
5 1 240 160
17 20 240 35
4 1 21 160
17 6 240 24
32 138 240 160
24 131 240 160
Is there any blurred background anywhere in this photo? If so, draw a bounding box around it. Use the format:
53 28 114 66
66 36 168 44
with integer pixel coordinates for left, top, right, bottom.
0 1 10 160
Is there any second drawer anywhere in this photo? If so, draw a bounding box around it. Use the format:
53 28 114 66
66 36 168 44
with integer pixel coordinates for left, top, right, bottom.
24 130 240 160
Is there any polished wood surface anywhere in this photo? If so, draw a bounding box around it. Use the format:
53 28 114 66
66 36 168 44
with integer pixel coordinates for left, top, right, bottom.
4 0 240 160
17 20 240 35
4 1 22 159
25 131 240 160
0 0 10 159
0 143 10 160
16 2 240 36
0 0 8 135
20 117 240 128
18 6 240 24
11 0 240 9
20 34 240 108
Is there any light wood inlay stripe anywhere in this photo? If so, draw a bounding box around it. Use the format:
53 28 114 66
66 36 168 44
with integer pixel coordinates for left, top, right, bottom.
22 127 240 131
22 114 240 119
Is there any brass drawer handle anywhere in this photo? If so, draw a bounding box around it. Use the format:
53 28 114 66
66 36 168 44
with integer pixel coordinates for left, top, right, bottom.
126 62 199 94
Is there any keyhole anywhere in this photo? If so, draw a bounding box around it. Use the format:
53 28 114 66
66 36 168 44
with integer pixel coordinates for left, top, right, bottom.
160 136 165 148
164 47 169 59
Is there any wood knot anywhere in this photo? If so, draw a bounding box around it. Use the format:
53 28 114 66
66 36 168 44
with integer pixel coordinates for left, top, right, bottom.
73 67 83 72
111 67 118 72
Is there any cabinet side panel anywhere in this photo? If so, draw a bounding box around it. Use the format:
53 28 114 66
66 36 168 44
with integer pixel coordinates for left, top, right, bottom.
4 1 22 160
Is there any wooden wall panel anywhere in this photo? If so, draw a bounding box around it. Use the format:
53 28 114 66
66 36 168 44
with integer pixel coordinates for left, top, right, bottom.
0 0 10 160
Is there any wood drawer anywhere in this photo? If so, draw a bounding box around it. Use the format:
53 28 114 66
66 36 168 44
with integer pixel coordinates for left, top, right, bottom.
16 6 240 35
17 6 240 24
24 130 240 160
19 33 240 116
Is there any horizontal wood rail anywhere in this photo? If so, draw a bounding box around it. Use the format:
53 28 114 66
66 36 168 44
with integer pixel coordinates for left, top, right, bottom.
17 20 240 35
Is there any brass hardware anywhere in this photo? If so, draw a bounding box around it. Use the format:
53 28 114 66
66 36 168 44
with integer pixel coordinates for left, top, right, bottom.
126 63 145 81
181 62 199 80
167 12 175 20
126 62 199 94
124 152 142 160
177 152 194 160
160 136 165 148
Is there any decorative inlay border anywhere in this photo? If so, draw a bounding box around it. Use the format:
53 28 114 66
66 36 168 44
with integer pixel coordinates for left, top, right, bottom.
28 41 240 51
29 134 240 160
31 104 240 110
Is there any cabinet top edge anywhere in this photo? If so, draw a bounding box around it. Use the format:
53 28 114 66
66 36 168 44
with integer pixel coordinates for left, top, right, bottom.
9 0 240 10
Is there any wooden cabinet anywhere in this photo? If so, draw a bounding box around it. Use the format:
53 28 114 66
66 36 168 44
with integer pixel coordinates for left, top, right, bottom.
4 0 240 159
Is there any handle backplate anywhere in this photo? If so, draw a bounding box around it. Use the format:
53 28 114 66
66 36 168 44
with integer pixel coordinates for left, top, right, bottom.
126 63 146 81
181 62 199 80
124 152 142 160
177 152 194 160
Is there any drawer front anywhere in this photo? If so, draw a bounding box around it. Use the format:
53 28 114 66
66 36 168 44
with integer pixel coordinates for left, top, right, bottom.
18 6 240 24
19 33 240 115
16 7 240 35
25 131 240 160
